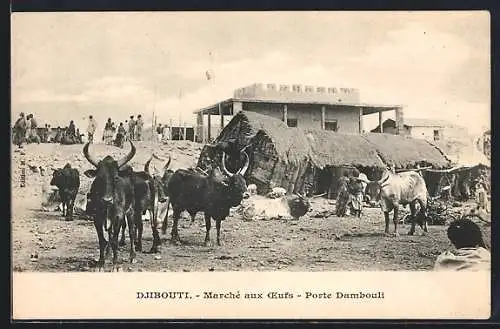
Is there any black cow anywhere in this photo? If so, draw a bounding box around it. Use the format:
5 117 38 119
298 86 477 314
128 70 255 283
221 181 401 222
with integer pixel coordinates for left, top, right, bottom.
50 163 80 221
167 151 250 246
83 140 137 270
114 154 172 254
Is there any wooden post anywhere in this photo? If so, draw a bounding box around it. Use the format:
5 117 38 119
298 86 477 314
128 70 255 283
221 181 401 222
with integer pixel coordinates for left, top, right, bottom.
359 107 363 133
183 126 187 141
197 112 203 143
207 113 212 142
321 105 326 130
379 111 383 133
395 107 404 135
283 104 288 124
219 103 224 132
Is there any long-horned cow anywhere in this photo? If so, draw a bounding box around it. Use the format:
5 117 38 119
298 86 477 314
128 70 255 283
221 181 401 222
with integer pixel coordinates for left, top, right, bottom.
83 140 137 270
167 151 250 246
111 154 171 254
365 167 428 236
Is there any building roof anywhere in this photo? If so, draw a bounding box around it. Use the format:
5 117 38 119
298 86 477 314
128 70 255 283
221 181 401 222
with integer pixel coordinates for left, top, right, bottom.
362 133 451 169
402 118 459 128
217 110 312 164
304 129 386 169
193 97 403 116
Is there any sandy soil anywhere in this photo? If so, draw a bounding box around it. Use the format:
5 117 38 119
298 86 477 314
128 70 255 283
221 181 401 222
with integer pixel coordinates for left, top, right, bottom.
11 141 491 272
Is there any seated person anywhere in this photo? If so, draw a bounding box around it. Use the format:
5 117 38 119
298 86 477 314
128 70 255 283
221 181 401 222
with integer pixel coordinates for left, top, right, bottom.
434 218 490 271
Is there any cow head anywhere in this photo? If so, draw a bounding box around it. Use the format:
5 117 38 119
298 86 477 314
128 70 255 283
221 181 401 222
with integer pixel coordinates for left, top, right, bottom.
50 163 72 188
219 151 250 207
144 154 173 203
82 140 136 204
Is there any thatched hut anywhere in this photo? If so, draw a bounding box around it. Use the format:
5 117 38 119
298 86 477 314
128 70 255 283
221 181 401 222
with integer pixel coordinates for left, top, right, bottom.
197 111 312 195
197 110 452 198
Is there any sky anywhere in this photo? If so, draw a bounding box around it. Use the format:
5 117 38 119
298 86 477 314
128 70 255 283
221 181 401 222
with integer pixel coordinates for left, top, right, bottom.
11 11 490 136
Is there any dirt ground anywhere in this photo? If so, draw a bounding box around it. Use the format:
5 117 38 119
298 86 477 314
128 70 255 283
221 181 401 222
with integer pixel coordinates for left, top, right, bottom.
11 141 492 272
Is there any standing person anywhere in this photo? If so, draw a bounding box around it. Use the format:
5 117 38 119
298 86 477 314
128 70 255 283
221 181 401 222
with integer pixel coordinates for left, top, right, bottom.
348 176 365 217
86 115 97 144
335 172 350 217
156 124 163 143
136 114 143 141
162 124 171 142
116 122 126 148
103 118 113 145
13 112 27 148
67 120 76 143
128 115 136 141
29 114 40 144
25 114 32 144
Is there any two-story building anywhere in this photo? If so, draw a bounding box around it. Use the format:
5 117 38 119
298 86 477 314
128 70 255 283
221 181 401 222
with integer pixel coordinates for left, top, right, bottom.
193 83 403 143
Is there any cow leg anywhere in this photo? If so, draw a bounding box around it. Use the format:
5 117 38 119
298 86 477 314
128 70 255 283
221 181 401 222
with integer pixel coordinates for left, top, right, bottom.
94 218 107 271
170 208 182 245
149 206 161 254
126 213 137 263
161 201 170 235
393 206 400 236
119 219 127 246
408 202 417 236
215 218 223 246
67 196 75 221
204 214 212 247
417 199 428 235
61 199 66 217
111 217 122 271
135 209 143 252
383 211 391 235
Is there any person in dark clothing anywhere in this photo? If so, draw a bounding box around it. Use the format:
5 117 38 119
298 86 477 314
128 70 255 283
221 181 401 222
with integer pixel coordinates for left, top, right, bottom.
335 172 350 217
67 120 76 142
13 112 27 148
115 122 126 148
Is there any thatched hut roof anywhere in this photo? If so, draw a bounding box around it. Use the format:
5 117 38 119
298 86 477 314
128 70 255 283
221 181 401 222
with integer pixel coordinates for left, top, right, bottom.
362 133 451 169
218 111 311 163
303 129 386 169
216 111 451 170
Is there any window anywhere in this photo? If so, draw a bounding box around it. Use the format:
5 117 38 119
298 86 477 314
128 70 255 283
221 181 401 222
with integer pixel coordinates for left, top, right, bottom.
328 87 337 94
292 84 302 92
325 120 338 131
316 87 326 93
267 83 277 90
305 85 314 93
280 84 289 92
433 129 440 141
287 118 298 127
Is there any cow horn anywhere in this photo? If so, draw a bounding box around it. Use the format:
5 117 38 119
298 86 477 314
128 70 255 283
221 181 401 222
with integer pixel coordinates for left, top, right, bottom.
221 152 235 177
144 156 153 175
83 142 99 167
117 140 136 168
238 151 250 176
164 155 172 171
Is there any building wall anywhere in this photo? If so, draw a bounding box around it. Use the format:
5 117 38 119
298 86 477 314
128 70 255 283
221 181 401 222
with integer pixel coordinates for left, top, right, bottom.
243 102 361 133
234 83 361 104
408 126 444 141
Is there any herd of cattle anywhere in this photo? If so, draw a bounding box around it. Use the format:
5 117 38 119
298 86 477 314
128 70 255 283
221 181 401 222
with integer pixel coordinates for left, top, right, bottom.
49 140 431 271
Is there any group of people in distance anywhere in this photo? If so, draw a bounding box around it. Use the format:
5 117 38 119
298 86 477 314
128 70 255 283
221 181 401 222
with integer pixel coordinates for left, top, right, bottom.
99 114 144 148
12 112 84 148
